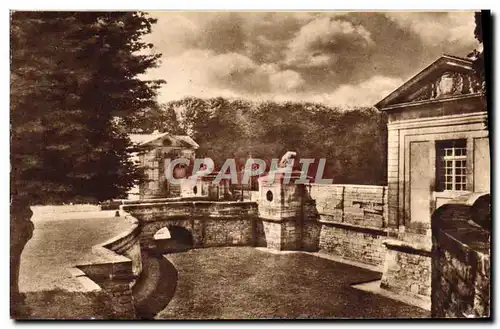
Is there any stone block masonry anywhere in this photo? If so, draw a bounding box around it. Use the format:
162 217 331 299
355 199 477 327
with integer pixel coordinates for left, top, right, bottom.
123 201 261 251
98 279 137 319
308 184 389 266
308 184 388 228
202 218 254 247
262 221 282 250
121 183 399 301
433 233 490 318
380 240 432 297
125 183 394 265
319 223 388 266
20 182 402 320
431 193 490 318
75 212 143 319
302 221 321 252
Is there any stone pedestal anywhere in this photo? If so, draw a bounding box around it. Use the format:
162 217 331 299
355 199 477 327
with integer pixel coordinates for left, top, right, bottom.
258 171 320 251
257 170 314 251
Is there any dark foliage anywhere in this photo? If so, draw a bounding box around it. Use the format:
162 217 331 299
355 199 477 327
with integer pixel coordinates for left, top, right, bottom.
10 12 164 204
149 97 387 185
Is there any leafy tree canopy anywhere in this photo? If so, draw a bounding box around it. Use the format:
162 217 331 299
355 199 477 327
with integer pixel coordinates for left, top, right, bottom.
468 11 486 91
144 96 388 185
10 11 165 204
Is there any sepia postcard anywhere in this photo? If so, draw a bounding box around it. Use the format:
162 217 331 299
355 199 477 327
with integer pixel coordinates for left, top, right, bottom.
10 10 491 320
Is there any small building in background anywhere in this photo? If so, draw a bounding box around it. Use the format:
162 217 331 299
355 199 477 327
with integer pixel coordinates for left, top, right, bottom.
128 131 199 200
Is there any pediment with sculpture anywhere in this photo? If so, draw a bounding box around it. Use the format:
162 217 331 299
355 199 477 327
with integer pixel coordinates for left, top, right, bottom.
375 55 484 110
403 71 482 103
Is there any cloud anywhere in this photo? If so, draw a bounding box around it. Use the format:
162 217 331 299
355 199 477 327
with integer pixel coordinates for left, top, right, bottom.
319 75 404 106
285 17 374 68
142 11 478 106
256 75 403 107
147 12 246 56
385 11 478 51
269 69 305 91
150 49 305 102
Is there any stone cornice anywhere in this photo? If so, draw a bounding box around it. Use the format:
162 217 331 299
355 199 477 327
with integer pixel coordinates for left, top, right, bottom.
387 111 488 130
319 220 388 236
383 238 432 256
380 93 484 112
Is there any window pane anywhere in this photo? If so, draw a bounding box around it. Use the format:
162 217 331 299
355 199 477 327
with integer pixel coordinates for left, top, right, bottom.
436 139 468 192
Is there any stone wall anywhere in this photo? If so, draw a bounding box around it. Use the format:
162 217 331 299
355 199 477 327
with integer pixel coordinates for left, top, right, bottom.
124 184 391 266
97 279 137 319
76 213 143 319
201 217 255 247
123 201 259 251
125 199 319 253
380 240 432 297
308 184 387 227
261 220 282 250
319 223 388 266
433 242 490 318
78 261 137 319
308 184 389 266
431 194 490 318
138 148 165 199
303 221 321 252
98 220 143 277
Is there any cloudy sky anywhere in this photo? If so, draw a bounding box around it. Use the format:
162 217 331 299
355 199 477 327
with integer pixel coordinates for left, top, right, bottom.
143 11 479 107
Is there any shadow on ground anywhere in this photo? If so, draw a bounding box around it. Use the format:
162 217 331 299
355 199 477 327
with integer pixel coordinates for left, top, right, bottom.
156 247 430 319
132 251 179 319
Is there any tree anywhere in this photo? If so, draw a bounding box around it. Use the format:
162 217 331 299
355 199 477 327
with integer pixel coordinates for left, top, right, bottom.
10 11 164 317
122 102 184 134
468 11 488 132
158 96 387 184
468 11 486 91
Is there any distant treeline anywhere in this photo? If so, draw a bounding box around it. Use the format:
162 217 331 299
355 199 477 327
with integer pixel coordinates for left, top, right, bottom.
123 97 388 185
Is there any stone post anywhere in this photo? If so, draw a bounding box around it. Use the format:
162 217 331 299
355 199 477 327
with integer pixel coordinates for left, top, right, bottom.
257 170 319 251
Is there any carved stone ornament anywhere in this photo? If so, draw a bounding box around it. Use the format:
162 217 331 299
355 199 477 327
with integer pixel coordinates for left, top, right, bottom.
436 72 464 97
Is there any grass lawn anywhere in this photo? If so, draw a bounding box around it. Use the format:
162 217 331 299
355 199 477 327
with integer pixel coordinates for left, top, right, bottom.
157 247 430 319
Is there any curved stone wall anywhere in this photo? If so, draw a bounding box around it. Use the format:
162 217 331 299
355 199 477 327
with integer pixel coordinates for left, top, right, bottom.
77 213 142 319
431 193 490 318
